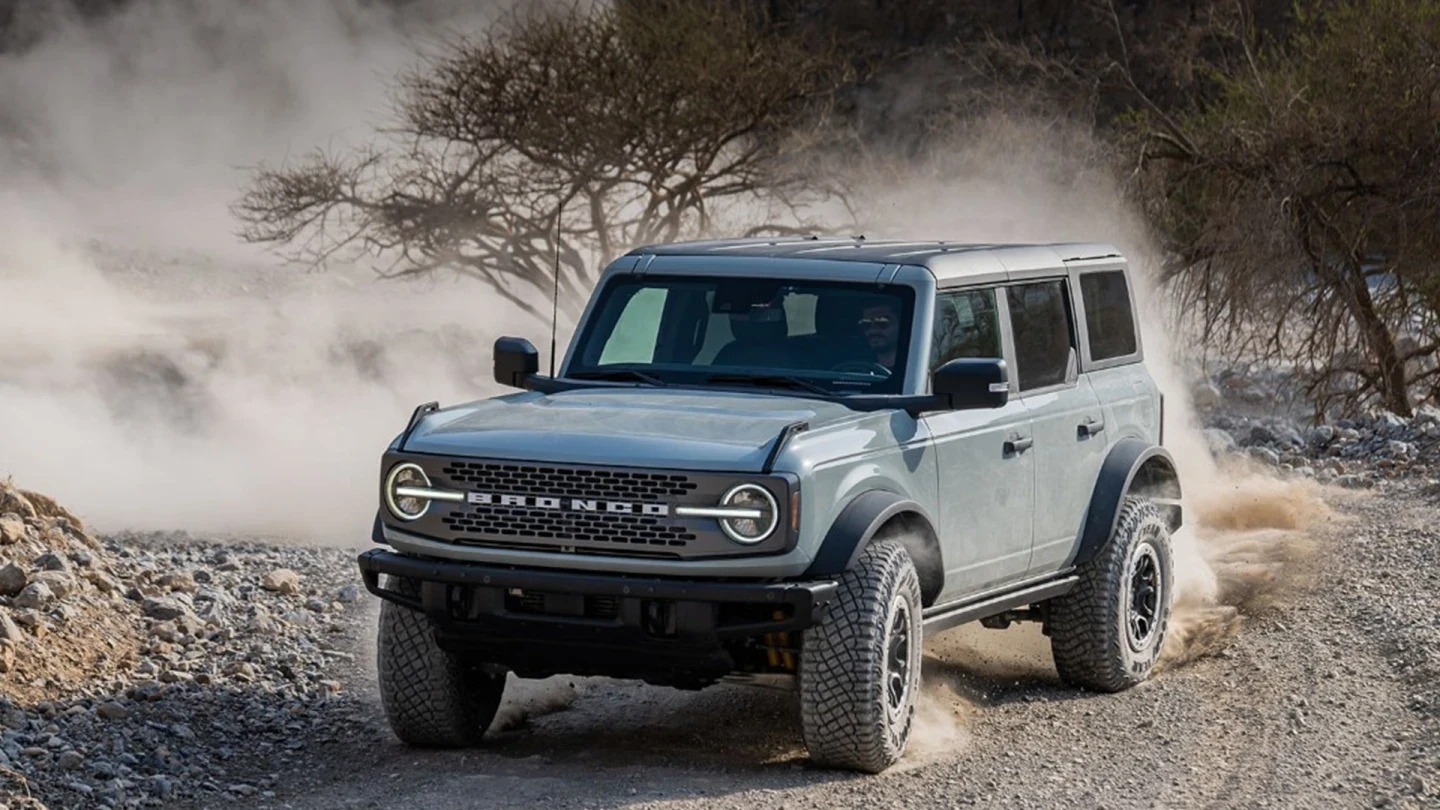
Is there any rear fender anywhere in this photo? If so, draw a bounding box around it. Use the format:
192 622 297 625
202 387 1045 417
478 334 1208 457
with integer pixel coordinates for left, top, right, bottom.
1073 438 1182 567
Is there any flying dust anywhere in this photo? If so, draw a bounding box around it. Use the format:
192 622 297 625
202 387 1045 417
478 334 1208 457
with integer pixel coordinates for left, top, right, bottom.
0 2 1331 752
0 0 538 542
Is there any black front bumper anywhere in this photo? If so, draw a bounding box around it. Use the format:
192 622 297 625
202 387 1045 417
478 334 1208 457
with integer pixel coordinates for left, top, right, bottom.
357 549 837 685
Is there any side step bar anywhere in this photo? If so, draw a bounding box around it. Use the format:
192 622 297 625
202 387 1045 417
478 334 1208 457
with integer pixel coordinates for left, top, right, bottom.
921 575 1079 634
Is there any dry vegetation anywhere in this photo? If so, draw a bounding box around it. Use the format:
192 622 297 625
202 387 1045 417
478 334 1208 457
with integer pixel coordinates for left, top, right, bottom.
233 1 857 321
1127 1 1440 419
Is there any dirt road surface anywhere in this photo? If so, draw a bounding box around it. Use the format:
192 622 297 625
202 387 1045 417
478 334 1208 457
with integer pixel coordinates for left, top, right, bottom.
166 486 1436 810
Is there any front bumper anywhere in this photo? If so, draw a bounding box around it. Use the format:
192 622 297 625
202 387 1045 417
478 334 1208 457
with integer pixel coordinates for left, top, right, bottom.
357 549 837 685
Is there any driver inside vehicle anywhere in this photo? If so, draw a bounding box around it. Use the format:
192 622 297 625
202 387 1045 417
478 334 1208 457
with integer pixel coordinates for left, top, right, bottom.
858 301 902 370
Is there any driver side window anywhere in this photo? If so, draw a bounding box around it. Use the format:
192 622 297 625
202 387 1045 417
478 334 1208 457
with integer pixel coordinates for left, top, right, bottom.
932 288 1001 371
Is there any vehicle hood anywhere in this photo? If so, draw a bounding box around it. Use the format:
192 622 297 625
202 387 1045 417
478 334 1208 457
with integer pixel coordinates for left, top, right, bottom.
400 387 862 472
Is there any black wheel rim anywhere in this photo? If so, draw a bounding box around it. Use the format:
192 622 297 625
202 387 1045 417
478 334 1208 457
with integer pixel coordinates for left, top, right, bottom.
886 600 912 714
1127 544 1162 650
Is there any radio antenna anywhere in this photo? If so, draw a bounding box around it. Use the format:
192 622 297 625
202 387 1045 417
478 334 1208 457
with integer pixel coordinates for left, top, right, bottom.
548 212 562 377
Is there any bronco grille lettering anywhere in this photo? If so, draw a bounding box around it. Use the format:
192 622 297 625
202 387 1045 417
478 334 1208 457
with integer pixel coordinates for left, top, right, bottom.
466 491 671 517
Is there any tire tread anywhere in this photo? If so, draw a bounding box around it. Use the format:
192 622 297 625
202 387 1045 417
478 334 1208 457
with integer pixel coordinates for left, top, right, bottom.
799 538 921 773
377 595 504 747
1048 496 1172 692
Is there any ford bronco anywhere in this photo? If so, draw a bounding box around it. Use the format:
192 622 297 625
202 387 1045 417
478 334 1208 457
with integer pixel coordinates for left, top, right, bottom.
357 237 1182 773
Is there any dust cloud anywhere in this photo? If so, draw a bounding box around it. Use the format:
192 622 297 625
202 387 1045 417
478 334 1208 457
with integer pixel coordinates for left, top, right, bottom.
490 676 580 733
0 0 536 542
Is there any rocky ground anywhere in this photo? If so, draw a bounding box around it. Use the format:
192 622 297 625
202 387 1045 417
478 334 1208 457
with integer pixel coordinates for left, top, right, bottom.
0 408 1437 809
1191 370 1440 491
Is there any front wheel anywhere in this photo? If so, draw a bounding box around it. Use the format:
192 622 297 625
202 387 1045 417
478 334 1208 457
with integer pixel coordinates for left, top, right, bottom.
799 538 923 773
377 597 506 747
1047 496 1174 692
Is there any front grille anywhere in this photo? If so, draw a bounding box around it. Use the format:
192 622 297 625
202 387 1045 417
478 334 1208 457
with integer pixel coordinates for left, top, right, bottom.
386 452 794 560
442 506 696 549
439 461 698 501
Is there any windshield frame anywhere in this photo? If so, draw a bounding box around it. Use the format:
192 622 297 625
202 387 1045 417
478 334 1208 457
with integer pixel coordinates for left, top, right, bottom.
561 271 925 397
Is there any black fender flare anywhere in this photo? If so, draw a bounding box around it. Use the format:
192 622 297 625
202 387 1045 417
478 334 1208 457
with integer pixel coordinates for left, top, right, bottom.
1073 439 1182 567
803 490 936 578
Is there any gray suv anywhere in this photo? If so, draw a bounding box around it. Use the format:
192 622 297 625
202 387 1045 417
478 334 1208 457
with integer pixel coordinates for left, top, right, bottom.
357 237 1182 773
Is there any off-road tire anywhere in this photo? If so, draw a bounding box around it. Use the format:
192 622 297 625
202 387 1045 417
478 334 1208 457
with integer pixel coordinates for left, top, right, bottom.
377 595 505 747
1048 496 1174 692
799 538 923 773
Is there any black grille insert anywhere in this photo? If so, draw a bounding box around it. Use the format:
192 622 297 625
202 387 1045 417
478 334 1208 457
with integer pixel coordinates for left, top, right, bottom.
442 506 695 548
439 461 698 501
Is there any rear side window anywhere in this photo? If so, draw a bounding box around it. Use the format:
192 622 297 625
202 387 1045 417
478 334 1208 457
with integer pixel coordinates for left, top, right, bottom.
1079 271 1138 360
1006 280 1077 391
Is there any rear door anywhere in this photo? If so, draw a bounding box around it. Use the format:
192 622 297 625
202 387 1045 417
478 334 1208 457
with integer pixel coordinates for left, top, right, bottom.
1003 278 1108 576
1070 262 1160 448
924 286 1035 601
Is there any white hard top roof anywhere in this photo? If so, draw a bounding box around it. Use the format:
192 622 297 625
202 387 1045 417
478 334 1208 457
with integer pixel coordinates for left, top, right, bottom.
625 237 1123 284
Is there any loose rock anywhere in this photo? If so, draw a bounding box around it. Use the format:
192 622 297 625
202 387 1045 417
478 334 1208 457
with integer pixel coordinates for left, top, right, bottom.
261 569 301 595
142 597 189 622
0 514 25 545
33 552 68 572
12 582 53 610
0 563 27 597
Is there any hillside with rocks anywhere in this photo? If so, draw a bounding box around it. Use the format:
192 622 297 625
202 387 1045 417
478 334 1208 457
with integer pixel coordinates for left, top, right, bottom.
0 481 370 808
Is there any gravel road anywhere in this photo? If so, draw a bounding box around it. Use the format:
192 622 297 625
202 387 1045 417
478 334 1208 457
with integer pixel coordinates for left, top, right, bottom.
188 486 1436 810
2 479 1435 810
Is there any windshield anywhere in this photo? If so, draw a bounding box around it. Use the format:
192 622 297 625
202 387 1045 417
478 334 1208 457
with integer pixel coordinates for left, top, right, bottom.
567 275 915 395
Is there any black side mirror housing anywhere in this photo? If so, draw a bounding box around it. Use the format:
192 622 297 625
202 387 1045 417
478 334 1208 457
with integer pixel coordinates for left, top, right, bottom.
932 358 1009 409
494 336 540 389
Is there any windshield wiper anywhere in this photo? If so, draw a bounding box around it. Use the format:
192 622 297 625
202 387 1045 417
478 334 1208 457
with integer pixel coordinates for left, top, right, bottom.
705 373 833 397
568 369 667 386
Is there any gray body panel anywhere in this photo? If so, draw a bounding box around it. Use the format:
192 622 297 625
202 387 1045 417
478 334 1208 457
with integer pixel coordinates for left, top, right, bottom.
1020 378 1108 575
379 239 1165 595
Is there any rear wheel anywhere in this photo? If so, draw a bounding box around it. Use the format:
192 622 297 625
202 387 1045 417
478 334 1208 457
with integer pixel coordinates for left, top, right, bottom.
1048 496 1174 692
799 538 922 773
377 594 505 747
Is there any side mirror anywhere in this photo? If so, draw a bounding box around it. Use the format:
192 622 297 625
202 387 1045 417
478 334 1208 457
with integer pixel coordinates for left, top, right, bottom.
494 336 540 389
932 358 1009 409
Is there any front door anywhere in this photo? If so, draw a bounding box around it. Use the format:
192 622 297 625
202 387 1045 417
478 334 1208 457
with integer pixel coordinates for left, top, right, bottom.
924 286 1035 602
1003 279 1108 576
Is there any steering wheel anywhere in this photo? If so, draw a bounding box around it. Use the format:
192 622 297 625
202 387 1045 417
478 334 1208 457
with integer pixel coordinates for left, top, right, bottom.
830 360 892 377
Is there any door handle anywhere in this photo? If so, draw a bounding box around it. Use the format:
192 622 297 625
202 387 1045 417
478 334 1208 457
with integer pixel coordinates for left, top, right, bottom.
1003 437 1034 455
1078 418 1105 438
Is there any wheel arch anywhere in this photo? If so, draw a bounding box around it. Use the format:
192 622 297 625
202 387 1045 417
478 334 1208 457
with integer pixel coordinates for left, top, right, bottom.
803 490 944 607
1073 439 1183 568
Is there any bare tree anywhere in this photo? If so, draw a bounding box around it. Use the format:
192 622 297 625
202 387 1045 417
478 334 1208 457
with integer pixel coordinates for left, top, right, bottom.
234 1 856 321
1126 0 1440 417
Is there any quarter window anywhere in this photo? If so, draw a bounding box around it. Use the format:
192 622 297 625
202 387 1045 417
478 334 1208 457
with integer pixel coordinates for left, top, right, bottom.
931 288 1001 371
1079 271 1138 361
1006 280 1077 391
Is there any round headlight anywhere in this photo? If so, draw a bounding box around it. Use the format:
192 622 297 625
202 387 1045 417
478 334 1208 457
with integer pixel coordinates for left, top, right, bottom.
384 463 432 521
719 483 779 544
